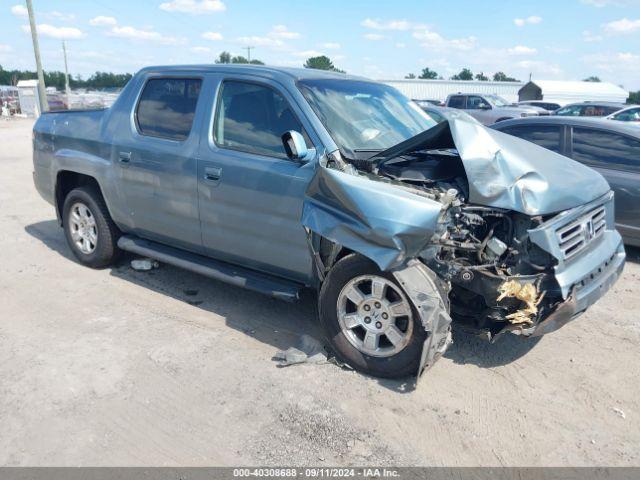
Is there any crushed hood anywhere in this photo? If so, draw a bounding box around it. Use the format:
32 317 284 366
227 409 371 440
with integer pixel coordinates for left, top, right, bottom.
372 114 610 216
301 114 611 271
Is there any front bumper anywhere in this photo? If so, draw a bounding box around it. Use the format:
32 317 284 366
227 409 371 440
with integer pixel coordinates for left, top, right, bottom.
530 237 625 336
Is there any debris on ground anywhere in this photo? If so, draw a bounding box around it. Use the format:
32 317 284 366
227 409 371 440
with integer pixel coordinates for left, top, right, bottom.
130 258 160 271
274 334 328 366
612 407 626 419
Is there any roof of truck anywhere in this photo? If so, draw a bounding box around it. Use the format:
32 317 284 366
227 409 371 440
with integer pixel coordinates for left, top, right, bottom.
138 64 368 82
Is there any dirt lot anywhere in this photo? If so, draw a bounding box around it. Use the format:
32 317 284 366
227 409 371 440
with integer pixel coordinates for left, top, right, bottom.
1 116 639 466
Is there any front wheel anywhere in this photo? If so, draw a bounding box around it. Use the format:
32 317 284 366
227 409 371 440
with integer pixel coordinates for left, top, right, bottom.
318 254 426 378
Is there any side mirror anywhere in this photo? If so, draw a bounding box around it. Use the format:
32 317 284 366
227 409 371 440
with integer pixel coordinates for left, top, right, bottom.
479 103 491 110
282 130 309 161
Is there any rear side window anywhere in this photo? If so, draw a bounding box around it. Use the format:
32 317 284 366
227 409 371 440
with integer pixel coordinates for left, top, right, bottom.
448 96 466 109
572 127 640 169
500 125 562 153
136 78 202 140
214 81 309 158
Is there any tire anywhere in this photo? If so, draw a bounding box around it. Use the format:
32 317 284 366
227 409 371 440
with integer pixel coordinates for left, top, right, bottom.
318 254 427 378
62 186 121 268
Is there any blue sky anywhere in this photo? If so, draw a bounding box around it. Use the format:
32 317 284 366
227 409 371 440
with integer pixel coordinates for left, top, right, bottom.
1 0 639 89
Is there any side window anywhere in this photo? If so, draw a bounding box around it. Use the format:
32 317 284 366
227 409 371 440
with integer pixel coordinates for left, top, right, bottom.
214 81 309 158
136 78 202 140
572 127 640 169
501 125 562 153
448 96 466 109
467 96 488 110
613 108 640 122
556 105 581 116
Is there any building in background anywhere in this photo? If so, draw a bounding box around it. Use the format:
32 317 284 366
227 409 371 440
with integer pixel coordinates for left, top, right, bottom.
16 79 40 117
518 80 629 106
380 79 524 104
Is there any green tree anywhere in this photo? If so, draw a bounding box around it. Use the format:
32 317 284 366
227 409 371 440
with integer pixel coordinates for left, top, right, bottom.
303 55 344 73
493 71 519 82
583 76 601 82
475 72 489 81
405 73 416 79
627 91 640 104
215 51 232 64
418 67 438 79
450 68 474 81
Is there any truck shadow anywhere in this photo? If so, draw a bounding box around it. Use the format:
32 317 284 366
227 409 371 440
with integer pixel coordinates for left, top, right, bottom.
26 219 545 392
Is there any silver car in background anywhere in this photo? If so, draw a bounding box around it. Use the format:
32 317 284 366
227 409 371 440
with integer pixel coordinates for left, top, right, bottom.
445 93 545 125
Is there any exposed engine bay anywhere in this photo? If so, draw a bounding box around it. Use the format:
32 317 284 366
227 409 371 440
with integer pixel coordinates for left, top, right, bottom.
340 146 565 339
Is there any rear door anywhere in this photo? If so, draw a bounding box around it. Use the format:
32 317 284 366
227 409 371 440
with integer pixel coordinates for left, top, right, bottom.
569 126 640 243
111 74 205 252
196 75 319 283
497 124 565 154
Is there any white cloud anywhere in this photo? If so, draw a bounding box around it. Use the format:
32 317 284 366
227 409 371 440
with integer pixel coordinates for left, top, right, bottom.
236 25 300 49
201 31 223 41
364 33 385 41
21 24 85 39
582 30 603 42
0 44 12 52
361 18 412 31
49 11 75 22
89 16 117 26
270 25 300 39
11 4 27 17
320 42 341 49
108 25 184 45
581 0 640 6
237 35 283 47
294 50 324 58
507 45 537 55
514 16 542 27
191 46 212 53
602 17 640 34
159 0 225 14
516 60 562 76
413 29 476 51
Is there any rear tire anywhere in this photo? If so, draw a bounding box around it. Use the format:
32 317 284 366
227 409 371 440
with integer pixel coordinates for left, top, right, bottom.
62 186 121 268
318 254 426 378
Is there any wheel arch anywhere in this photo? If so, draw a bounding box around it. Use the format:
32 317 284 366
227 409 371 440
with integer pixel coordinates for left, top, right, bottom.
54 171 106 225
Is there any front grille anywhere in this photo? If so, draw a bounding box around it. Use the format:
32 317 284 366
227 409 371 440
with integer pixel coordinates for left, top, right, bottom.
555 205 606 260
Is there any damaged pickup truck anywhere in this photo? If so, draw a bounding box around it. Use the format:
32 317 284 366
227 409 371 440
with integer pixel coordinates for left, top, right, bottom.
32 65 626 379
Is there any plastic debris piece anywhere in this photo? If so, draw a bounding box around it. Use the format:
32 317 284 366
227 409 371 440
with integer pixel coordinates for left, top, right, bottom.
130 258 160 271
274 334 328 366
497 280 545 324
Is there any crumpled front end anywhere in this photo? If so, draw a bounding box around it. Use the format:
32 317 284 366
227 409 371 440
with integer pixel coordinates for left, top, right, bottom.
301 116 624 378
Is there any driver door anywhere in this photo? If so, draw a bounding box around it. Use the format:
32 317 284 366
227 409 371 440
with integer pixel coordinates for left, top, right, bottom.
466 95 493 124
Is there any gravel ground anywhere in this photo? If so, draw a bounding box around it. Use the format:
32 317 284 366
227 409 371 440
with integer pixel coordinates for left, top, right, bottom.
1 117 639 466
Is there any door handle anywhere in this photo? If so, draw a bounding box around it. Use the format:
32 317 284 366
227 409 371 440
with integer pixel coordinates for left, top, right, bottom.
204 166 222 182
118 151 132 163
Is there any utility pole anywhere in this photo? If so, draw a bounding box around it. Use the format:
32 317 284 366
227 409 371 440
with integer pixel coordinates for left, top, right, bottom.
25 0 48 114
245 46 254 62
62 41 70 107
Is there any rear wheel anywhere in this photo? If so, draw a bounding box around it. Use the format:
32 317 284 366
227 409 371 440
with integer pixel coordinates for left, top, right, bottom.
62 186 121 268
318 254 426 378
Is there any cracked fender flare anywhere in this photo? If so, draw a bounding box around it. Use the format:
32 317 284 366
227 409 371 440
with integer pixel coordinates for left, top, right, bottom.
392 259 453 378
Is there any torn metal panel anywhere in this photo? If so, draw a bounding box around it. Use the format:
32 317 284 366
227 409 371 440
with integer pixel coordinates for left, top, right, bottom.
301 165 443 271
373 115 610 216
392 260 452 377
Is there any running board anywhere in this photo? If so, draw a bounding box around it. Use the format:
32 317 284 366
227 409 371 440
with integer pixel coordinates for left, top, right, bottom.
117 235 302 302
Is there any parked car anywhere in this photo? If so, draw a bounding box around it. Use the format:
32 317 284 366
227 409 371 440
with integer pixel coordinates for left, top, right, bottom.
413 99 444 108
492 116 640 246
32 65 625 379
606 105 640 123
417 104 479 125
445 93 543 125
517 100 561 112
554 102 626 117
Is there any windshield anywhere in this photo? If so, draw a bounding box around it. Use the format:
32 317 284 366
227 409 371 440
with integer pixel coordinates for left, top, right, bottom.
485 94 510 107
297 79 436 154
